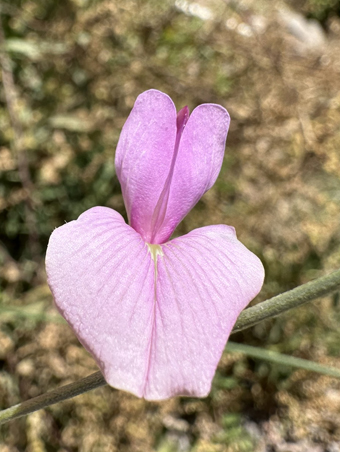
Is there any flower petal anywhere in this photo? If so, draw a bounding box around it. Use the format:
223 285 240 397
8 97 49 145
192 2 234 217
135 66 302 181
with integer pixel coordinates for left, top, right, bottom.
115 89 177 243
144 224 264 400
115 90 230 244
152 104 230 244
46 207 155 397
46 210 264 401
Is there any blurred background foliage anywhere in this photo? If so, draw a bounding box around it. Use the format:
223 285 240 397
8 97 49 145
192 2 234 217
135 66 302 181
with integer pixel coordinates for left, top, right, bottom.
1 0 340 450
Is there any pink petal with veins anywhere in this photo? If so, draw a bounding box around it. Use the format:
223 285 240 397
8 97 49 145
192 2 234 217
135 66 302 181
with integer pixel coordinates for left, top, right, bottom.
46 208 264 400
46 207 154 397
144 224 264 399
115 90 230 244
151 104 230 244
115 90 177 243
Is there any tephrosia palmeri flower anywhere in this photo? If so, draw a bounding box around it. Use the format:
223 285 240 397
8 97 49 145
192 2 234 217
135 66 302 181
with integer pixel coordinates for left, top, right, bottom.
46 89 265 401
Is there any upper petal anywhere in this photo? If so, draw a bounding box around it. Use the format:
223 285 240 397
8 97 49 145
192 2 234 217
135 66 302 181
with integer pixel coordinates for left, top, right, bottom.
151 104 230 244
115 90 230 244
115 90 177 242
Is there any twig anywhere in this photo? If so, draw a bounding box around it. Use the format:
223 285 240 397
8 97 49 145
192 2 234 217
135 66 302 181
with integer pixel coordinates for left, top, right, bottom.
0 13 39 260
0 372 106 426
233 268 340 333
0 268 339 425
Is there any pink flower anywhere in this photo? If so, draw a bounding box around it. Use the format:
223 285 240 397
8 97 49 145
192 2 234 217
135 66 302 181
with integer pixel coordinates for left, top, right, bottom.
46 89 264 401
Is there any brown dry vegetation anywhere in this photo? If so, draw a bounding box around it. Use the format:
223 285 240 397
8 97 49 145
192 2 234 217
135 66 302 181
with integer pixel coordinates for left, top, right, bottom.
1 0 340 450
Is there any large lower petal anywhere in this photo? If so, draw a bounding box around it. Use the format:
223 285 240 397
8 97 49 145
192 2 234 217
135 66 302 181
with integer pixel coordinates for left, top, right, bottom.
46 209 264 400
144 224 264 399
46 207 155 397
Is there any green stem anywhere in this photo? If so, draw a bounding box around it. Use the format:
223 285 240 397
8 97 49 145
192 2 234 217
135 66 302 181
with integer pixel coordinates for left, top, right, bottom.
0 269 339 426
0 372 106 426
226 342 340 378
233 268 340 333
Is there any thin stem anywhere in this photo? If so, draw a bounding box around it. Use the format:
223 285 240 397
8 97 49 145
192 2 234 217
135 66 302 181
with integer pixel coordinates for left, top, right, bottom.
232 268 340 333
0 372 106 426
226 342 340 379
0 268 339 425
